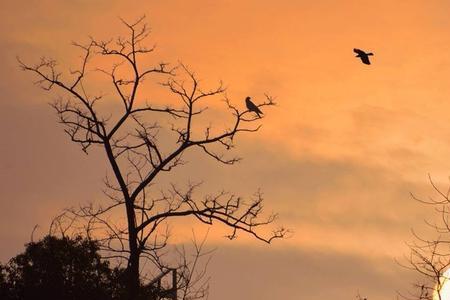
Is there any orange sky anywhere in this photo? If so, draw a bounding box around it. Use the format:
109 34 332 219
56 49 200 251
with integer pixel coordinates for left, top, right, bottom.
2 1 450 299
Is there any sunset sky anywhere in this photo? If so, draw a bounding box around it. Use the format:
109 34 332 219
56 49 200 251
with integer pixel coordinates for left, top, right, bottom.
3 1 450 299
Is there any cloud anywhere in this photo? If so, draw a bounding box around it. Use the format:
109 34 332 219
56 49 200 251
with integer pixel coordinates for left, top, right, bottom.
207 244 418 300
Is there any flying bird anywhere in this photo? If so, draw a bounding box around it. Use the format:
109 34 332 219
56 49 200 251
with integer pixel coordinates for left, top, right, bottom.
245 96 263 118
353 48 374 65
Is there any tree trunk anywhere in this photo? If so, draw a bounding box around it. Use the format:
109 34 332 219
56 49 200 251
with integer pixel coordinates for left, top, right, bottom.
127 231 140 300
125 195 139 300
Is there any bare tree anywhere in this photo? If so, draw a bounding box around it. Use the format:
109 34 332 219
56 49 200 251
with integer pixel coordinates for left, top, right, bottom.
48 212 212 300
19 16 287 300
400 174 450 300
400 236 450 300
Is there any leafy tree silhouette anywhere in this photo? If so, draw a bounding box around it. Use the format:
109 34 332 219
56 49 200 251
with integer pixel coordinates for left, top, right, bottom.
0 235 127 300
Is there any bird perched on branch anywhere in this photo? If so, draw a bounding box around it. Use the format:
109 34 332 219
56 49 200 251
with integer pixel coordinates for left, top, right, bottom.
245 96 263 118
353 48 374 65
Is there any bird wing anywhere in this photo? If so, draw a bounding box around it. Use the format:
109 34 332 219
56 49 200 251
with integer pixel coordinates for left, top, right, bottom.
360 55 371 65
353 48 365 55
254 106 263 114
246 99 263 114
246 99 257 110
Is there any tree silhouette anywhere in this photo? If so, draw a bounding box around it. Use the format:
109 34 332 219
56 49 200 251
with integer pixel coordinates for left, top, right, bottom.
400 175 450 300
19 16 287 300
0 264 9 299
0 235 125 300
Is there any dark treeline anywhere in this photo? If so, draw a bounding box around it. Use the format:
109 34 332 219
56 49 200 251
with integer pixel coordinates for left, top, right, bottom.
0 235 160 300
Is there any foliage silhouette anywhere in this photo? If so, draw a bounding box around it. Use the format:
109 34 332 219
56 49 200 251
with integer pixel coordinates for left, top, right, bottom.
0 234 177 300
0 235 130 300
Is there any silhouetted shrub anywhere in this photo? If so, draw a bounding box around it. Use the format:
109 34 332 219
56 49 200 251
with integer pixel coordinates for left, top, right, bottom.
1 235 125 300
0 235 174 299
